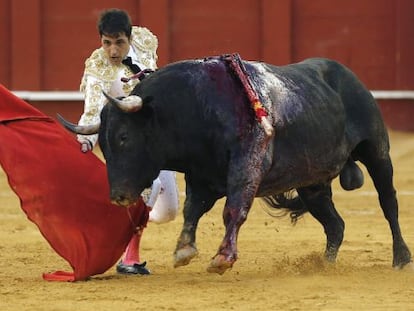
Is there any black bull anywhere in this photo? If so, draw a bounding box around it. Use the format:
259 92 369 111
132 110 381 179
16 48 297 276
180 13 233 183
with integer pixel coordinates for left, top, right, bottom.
59 57 412 274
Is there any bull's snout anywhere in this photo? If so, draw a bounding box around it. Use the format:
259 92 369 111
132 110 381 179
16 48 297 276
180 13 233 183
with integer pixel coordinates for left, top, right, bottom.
110 190 139 208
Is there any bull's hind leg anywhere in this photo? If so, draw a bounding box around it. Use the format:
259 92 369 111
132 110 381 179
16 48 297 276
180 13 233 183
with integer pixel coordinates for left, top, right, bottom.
297 183 344 262
360 152 412 268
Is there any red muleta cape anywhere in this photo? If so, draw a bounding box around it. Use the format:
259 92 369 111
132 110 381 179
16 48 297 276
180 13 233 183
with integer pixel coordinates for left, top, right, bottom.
0 84 148 281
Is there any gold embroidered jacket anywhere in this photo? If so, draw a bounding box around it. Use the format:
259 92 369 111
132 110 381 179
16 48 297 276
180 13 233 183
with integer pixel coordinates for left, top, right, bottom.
77 26 158 146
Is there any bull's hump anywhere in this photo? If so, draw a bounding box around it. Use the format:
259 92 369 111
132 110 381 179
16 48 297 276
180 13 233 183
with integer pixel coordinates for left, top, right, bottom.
251 63 288 97
250 62 291 123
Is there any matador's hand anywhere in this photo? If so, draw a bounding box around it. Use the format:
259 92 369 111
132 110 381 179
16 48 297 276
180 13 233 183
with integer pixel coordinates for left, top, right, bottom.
78 139 93 153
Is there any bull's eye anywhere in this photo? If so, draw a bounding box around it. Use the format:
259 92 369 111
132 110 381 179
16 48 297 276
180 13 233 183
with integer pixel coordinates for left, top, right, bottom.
119 132 128 146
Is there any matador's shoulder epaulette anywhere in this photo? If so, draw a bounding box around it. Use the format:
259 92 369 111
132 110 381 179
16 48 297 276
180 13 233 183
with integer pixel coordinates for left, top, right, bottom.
131 26 158 54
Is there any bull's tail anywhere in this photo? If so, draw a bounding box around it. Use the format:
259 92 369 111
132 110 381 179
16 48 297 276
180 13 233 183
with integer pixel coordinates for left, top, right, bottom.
261 190 308 224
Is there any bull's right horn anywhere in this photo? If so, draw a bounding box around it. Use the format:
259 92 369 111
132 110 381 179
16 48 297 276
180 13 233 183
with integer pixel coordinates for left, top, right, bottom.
57 114 100 135
103 91 143 113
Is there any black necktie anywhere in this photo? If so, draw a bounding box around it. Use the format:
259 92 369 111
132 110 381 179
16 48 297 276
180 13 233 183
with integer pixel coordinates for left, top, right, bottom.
122 57 141 74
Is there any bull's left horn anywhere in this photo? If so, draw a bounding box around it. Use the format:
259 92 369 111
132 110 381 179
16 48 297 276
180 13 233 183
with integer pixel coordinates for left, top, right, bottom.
57 114 100 135
103 91 143 113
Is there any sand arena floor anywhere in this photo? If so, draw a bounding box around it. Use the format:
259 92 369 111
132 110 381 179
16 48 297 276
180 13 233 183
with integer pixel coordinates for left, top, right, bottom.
1 130 414 310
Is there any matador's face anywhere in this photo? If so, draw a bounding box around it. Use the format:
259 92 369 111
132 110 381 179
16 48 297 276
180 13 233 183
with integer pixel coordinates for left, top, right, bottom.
101 32 131 66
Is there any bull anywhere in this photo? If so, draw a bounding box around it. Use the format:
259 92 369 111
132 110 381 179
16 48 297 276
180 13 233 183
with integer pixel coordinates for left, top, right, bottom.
58 56 412 274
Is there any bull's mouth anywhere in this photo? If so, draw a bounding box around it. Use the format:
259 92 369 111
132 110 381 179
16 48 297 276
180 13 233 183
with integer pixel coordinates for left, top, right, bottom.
110 182 153 208
110 194 140 208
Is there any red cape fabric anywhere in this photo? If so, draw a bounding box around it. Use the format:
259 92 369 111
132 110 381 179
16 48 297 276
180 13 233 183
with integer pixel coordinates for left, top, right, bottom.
0 84 148 281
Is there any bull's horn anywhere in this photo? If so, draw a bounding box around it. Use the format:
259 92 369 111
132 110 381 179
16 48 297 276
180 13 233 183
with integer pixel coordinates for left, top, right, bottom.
103 91 143 113
57 114 100 135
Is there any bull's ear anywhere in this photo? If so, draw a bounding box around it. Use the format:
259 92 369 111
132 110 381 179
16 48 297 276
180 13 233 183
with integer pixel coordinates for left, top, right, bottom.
140 96 154 118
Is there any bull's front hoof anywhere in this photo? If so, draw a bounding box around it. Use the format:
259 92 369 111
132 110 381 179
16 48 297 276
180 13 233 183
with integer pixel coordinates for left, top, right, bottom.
173 245 198 268
206 254 234 275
